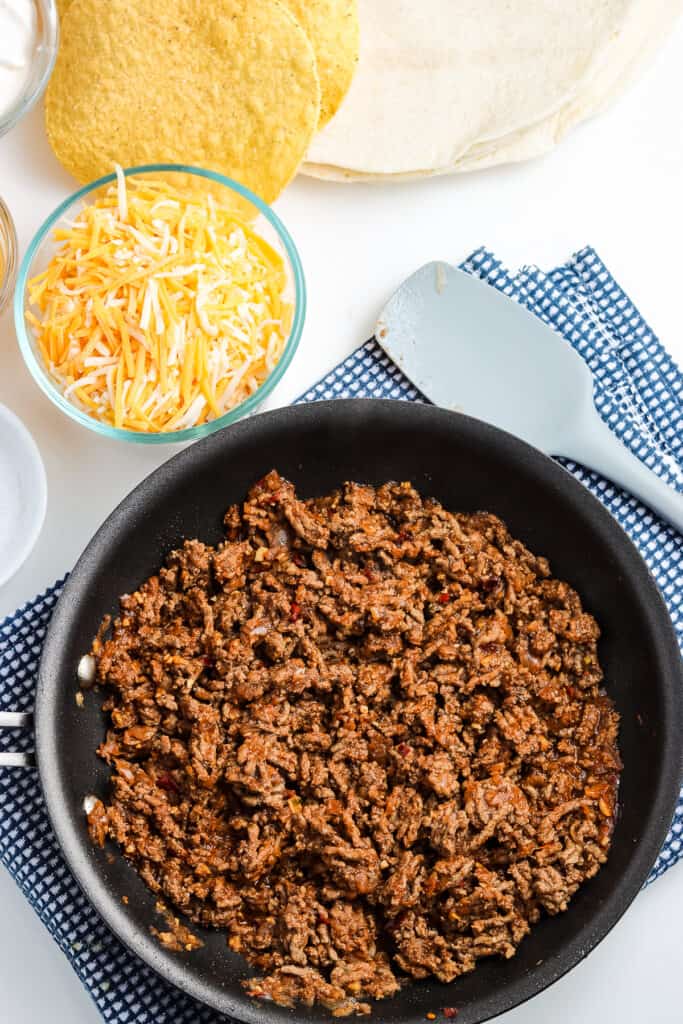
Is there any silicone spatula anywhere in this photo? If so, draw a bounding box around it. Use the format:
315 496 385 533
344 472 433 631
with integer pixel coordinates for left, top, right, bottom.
375 261 683 533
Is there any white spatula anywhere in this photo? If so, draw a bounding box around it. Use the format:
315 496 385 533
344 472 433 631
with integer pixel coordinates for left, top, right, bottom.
375 262 683 533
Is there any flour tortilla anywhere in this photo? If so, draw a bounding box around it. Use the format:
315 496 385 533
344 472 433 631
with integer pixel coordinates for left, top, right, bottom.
304 0 682 182
306 0 645 176
453 0 682 176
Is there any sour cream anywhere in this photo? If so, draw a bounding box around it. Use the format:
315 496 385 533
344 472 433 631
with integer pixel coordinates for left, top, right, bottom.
0 0 37 116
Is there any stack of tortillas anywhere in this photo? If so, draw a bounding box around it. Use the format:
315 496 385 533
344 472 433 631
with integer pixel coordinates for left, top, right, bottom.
48 0 360 202
303 0 683 182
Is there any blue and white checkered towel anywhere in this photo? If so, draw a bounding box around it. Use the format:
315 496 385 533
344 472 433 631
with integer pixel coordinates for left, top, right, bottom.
1 247 681 1024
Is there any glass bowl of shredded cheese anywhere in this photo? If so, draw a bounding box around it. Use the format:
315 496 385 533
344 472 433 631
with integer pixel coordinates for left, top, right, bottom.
14 164 305 442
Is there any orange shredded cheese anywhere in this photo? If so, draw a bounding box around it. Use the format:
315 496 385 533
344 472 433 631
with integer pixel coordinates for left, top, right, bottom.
27 170 293 433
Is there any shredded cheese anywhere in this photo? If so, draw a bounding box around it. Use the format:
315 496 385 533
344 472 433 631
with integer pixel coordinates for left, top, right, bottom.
27 172 293 433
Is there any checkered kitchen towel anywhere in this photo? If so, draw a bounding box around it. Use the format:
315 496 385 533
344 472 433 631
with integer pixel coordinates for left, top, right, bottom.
1 247 681 1023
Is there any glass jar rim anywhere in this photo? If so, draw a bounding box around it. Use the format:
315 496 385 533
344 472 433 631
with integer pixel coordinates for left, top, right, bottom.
0 197 18 314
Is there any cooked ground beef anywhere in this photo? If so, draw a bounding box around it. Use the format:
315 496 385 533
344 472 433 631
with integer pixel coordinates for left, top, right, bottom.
150 900 204 953
87 471 621 1016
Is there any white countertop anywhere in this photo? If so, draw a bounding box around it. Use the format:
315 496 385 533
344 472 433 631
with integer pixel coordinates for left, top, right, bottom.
1 23 683 1022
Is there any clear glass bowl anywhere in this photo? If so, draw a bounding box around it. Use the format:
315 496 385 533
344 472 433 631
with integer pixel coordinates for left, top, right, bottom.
14 164 306 444
0 0 59 138
0 197 18 313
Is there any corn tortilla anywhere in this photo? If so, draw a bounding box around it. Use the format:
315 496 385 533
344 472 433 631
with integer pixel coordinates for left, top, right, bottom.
46 0 320 203
55 0 358 128
281 0 358 127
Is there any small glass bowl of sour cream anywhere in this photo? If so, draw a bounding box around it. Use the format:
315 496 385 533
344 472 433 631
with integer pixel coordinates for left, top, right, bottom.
0 0 58 138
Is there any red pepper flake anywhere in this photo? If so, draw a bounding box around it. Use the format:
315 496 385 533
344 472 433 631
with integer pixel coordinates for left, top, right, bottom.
443 1009 459 1019
290 602 301 623
292 552 306 567
396 743 411 757
438 591 450 604
397 530 409 541
157 772 179 794
266 492 281 505
363 567 377 582
202 657 214 668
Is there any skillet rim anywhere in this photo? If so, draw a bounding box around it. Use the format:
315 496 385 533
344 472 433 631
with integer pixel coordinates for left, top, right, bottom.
34 398 683 1024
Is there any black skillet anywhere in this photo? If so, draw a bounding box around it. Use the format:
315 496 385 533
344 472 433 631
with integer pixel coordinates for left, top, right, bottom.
33 399 683 1024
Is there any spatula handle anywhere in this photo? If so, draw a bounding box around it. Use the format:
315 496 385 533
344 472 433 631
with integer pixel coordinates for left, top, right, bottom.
565 413 683 535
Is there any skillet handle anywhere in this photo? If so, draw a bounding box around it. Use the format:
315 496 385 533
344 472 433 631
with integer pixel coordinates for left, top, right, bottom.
0 711 35 767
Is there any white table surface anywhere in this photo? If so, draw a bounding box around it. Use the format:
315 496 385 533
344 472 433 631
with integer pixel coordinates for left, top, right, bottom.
2 22 683 1023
